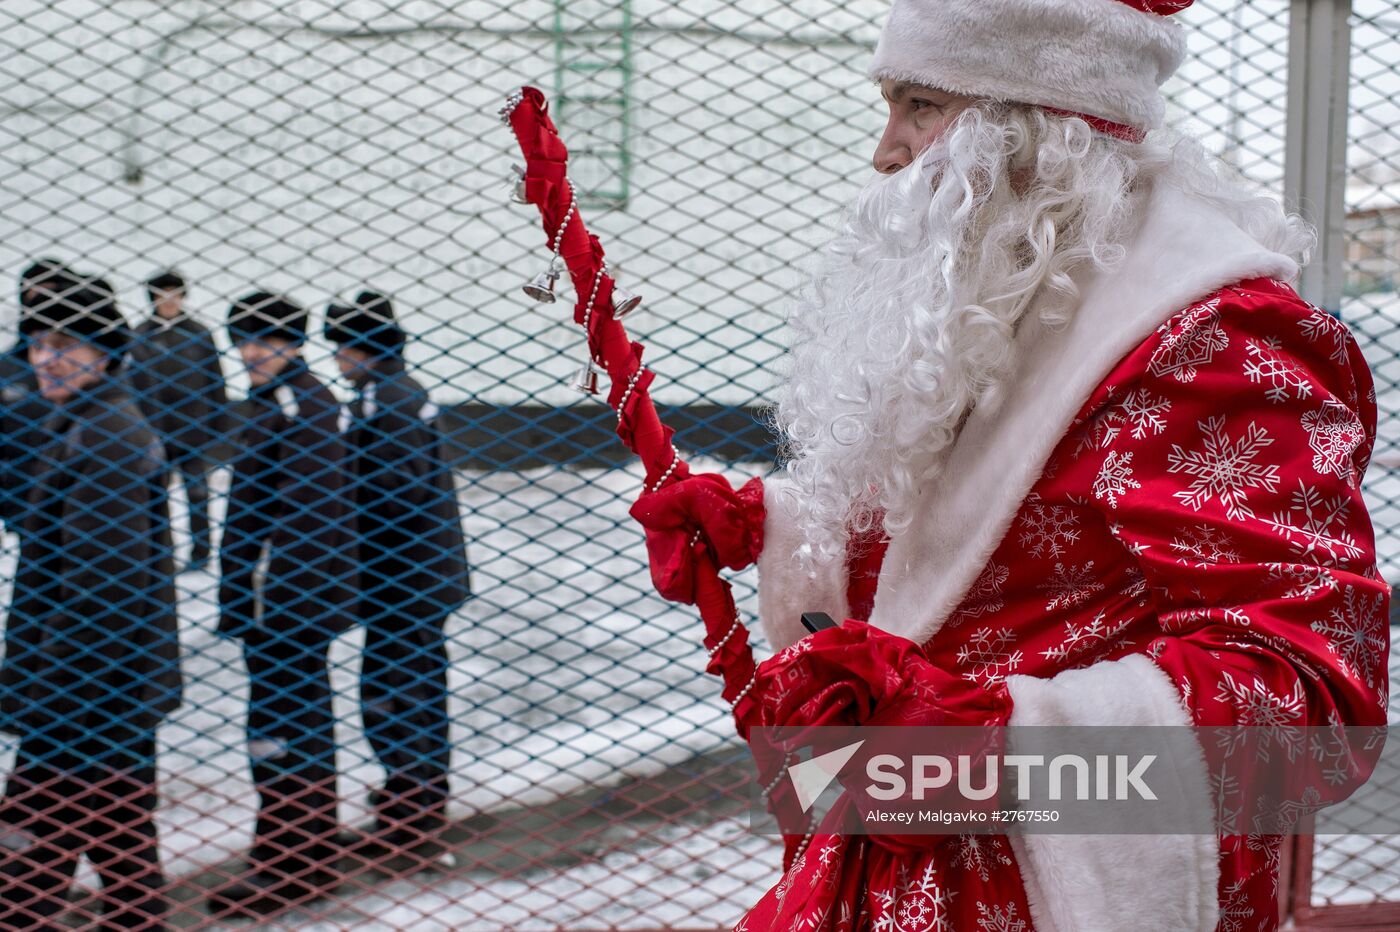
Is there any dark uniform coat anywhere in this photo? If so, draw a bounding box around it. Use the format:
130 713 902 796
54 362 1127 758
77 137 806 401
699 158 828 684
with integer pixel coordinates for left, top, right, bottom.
349 357 470 621
127 314 228 454
219 358 356 640
0 341 49 526
0 376 181 738
347 356 468 828
216 357 357 881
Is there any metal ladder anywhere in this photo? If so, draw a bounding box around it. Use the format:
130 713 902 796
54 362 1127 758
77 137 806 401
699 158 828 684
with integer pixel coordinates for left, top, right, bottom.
553 0 633 208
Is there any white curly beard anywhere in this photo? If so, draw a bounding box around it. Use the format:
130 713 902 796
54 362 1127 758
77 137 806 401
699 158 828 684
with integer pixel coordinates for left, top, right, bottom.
768 105 1139 572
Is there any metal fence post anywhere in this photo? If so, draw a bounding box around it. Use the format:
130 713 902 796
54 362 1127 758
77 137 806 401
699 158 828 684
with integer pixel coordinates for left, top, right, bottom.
1284 0 1353 312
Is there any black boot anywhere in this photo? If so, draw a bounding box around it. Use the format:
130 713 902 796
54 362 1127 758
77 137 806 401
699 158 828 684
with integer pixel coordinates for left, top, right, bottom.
351 783 453 871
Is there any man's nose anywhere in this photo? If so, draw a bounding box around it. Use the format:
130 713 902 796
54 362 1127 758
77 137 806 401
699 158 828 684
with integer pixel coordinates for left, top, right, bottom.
872 125 910 175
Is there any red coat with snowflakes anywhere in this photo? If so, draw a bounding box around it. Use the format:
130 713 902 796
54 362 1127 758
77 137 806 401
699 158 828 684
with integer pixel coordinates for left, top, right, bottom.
739 276 1390 932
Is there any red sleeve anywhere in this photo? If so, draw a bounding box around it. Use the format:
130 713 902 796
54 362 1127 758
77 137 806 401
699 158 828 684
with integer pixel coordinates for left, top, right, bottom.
1081 278 1390 731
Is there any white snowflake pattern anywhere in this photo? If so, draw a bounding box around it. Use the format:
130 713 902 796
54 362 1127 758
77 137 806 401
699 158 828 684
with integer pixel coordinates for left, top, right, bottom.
773 636 815 666
1158 606 1251 632
948 561 1010 626
1072 387 1123 457
1209 757 1243 836
1216 671 1306 726
1217 877 1256 932
1266 785 1326 834
1310 587 1387 689
1246 831 1284 876
1119 564 1148 601
1119 387 1174 439
1222 630 1330 686
956 627 1025 687
951 835 1013 883
816 838 843 867
774 847 813 906
1039 610 1133 663
1169 523 1241 568
1093 449 1141 508
1016 496 1082 559
1073 387 1173 456
1298 305 1351 365
1307 712 1368 789
974 901 1028 932
1242 335 1315 403
1148 297 1229 383
1166 415 1280 520
870 861 952 932
764 670 805 712
1301 399 1364 488
1260 562 1337 600
1106 520 1151 557
1261 480 1363 563
1037 561 1105 612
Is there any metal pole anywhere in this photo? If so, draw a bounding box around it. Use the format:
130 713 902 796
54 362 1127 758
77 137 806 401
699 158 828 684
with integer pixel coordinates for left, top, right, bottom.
1283 0 1353 312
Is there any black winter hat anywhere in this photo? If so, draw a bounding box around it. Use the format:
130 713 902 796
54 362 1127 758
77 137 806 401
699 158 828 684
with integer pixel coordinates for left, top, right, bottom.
146 269 186 298
18 258 79 308
227 291 308 345
324 290 405 358
19 270 129 368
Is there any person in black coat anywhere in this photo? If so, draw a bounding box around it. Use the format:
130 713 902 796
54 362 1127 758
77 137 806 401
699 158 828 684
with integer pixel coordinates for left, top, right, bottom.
126 270 229 572
210 292 356 918
0 260 65 528
326 292 470 857
0 338 47 525
0 273 180 930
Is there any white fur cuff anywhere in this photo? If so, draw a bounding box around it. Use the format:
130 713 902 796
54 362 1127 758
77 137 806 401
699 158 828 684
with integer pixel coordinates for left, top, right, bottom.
1002 654 1220 932
755 476 850 653
868 0 1187 130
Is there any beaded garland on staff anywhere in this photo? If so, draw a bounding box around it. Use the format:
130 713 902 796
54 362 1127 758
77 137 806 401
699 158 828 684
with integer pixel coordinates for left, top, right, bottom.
498 86 767 741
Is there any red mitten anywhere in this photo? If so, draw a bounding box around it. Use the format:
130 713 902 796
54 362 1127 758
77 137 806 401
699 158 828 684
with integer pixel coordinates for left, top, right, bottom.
753 620 1012 854
755 620 1009 731
629 473 764 603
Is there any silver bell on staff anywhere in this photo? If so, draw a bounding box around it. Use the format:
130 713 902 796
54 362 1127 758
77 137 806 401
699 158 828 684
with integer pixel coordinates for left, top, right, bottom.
571 357 601 395
523 262 560 303
610 283 642 318
508 164 529 205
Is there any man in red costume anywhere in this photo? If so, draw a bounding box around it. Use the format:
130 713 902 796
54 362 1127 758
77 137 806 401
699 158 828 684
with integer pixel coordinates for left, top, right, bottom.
635 0 1390 928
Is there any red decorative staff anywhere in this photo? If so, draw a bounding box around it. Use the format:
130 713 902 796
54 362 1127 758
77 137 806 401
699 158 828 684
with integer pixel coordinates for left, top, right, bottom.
498 86 769 740
499 87 836 870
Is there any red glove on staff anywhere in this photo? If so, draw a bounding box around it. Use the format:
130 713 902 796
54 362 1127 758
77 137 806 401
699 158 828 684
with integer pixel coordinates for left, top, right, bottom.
754 620 1013 856
629 473 765 604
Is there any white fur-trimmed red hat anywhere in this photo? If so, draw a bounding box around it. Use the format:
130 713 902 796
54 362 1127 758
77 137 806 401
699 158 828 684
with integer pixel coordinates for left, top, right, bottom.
869 0 1192 138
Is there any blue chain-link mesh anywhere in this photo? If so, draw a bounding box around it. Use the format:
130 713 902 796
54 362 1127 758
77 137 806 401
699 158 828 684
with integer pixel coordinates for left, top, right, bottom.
0 0 1394 928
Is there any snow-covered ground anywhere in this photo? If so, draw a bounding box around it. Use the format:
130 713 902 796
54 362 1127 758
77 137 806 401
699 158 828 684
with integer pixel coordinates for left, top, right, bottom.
265 818 776 931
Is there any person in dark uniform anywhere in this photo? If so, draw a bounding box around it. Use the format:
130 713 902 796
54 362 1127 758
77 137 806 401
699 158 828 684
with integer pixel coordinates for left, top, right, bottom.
127 270 229 573
0 273 180 930
209 292 356 918
325 292 470 859
0 260 65 526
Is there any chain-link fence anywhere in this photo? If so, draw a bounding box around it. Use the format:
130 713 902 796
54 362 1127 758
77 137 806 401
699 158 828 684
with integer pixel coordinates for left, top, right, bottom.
0 0 1396 929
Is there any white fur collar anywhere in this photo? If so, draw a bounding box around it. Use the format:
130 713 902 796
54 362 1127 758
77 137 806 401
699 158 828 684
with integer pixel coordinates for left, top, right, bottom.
864 178 1298 645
